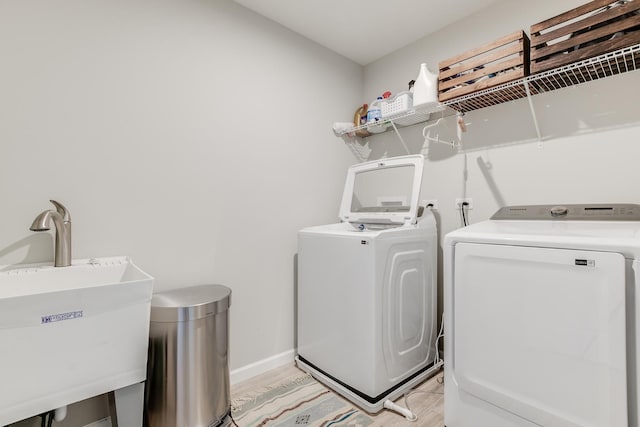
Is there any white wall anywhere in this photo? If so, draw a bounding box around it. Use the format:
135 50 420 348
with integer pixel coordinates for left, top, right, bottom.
362 0 640 311
0 0 360 425
364 0 588 100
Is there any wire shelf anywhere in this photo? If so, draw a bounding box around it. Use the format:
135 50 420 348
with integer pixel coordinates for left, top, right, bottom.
444 43 640 113
336 104 449 137
336 43 639 160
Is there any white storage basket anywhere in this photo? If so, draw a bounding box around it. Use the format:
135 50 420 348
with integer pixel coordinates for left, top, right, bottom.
380 92 413 118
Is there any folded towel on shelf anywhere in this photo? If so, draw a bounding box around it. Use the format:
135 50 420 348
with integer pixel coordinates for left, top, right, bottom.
332 121 355 136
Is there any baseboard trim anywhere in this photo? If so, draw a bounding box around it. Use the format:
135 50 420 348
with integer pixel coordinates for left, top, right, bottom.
230 349 295 385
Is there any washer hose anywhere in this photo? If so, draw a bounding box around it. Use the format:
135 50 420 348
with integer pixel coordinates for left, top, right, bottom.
383 399 417 421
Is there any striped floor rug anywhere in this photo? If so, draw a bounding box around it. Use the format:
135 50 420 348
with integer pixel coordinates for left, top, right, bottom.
231 373 374 427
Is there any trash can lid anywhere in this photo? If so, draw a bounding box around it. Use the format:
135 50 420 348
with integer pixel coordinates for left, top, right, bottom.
150 284 231 322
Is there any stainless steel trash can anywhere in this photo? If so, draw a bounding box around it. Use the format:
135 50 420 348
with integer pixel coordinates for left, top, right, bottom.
145 284 232 427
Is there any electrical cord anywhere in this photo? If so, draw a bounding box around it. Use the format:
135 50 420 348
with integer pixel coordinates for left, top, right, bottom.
433 311 445 366
403 387 445 414
402 372 445 417
461 201 469 226
230 412 240 427
396 313 445 423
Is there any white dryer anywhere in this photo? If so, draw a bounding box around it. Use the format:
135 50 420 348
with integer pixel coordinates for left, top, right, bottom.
444 204 640 427
296 155 441 413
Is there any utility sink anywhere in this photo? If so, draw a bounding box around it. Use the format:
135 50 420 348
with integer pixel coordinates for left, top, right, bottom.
0 256 153 426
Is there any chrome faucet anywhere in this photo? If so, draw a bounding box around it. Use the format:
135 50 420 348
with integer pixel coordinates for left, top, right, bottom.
30 200 72 267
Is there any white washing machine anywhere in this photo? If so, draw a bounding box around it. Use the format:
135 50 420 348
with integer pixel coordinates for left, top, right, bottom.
444 204 640 427
296 155 441 413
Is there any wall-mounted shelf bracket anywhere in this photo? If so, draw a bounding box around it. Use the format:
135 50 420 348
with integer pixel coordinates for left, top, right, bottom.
389 120 410 154
523 82 543 147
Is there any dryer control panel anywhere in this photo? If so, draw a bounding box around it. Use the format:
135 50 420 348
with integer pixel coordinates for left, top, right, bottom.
491 204 640 221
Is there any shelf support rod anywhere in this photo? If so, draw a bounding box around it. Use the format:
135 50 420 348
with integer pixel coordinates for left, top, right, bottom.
524 82 543 146
389 120 410 154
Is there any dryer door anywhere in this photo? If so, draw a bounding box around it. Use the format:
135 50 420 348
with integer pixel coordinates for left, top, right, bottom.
453 242 627 427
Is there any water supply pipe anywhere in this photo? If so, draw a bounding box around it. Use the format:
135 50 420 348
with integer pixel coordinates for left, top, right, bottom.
383 399 417 421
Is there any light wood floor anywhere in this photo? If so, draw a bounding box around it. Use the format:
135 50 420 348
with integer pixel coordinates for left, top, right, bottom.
231 363 444 427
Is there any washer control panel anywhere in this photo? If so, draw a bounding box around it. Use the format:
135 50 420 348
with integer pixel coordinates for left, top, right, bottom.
491 204 640 221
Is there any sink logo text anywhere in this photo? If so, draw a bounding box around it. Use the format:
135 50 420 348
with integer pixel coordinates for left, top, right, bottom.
41 310 83 324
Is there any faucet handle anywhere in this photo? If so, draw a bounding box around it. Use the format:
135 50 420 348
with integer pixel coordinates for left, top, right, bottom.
49 200 71 222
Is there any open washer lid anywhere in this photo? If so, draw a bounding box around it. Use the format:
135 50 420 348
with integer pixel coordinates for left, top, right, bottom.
339 155 424 226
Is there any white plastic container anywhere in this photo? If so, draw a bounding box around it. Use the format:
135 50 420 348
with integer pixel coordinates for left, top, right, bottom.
413 63 438 109
366 97 383 123
381 92 413 118
366 96 388 133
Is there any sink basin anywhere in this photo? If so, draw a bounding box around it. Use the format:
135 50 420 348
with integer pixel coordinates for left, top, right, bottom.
0 256 153 425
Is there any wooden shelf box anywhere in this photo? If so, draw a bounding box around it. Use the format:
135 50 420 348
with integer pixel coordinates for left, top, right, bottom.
531 0 640 74
438 30 530 102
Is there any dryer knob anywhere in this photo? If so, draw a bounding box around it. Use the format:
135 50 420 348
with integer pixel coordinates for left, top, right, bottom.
550 206 568 217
